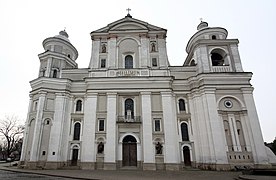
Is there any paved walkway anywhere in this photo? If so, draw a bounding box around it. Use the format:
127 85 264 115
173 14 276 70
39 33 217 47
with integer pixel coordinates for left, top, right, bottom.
0 162 275 180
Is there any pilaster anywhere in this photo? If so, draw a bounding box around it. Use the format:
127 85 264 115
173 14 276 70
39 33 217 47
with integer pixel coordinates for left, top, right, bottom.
89 40 100 69
141 92 155 170
47 93 70 162
242 88 269 164
108 38 117 69
140 36 149 68
161 92 179 168
158 39 169 68
20 95 34 162
204 90 228 164
104 92 117 170
81 93 98 166
45 57 52 77
30 91 46 161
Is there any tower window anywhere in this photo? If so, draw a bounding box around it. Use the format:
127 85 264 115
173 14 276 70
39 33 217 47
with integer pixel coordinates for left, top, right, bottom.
152 58 157 67
76 100 82 112
42 151 46 155
125 55 133 69
211 52 224 66
100 59 106 68
212 35 216 39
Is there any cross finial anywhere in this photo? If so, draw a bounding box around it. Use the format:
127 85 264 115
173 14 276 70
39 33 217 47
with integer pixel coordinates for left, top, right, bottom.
126 8 131 14
200 18 203 22
64 27 66 32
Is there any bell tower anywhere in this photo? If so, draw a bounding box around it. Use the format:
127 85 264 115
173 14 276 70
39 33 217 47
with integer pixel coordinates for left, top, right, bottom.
38 30 78 78
184 21 243 73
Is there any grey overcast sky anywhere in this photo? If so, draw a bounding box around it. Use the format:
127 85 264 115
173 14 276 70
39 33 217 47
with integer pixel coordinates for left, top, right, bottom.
0 0 275 142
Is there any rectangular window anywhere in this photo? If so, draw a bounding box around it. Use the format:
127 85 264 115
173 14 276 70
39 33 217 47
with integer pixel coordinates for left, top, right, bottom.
154 119 161 132
101 59 106 68
98 119 105 131
152 58 157 67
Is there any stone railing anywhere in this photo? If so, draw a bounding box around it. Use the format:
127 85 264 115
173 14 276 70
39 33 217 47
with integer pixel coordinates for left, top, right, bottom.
212 65 231 72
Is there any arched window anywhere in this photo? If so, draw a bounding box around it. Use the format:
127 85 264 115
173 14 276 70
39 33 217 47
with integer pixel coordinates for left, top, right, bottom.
53 69 58 78
181 123 189 141
125 55 133 69
179 99 186 111
125 98 134 119
212 35 216 39
73 122 81 140
76 100 82 112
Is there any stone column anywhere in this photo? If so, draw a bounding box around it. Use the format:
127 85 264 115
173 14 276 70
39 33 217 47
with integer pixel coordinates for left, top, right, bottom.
81 93 98 169
46 93 70 168
161 92 179 170
20 95 33 162
141 92 155 170
242 88 269 165
104 93 117 170
29 92 46 163
203 91 228 165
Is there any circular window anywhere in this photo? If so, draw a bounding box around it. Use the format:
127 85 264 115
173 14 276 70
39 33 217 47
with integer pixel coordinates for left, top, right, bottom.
224 100 233 108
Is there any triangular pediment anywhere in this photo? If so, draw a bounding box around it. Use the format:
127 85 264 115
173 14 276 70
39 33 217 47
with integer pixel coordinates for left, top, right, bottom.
91 16 166 34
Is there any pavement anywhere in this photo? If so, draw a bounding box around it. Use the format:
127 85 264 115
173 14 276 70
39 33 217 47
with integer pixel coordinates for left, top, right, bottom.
0 162 275 180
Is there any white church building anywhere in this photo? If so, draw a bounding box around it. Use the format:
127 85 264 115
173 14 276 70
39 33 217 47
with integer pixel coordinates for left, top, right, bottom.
20 13 276 170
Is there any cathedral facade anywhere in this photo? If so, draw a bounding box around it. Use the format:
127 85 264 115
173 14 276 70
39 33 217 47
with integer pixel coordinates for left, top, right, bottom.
20 14 275 170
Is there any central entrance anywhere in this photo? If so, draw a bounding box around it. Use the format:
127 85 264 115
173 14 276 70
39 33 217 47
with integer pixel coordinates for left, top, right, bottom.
122 135 137 166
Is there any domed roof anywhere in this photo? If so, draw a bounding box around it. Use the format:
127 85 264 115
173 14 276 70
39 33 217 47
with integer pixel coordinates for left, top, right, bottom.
54 30 70 42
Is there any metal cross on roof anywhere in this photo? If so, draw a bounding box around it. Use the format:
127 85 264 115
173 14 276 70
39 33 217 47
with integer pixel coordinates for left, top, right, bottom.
126 8 131 14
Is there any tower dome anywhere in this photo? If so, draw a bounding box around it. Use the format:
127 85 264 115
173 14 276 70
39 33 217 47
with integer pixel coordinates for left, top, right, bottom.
197 21 208 30
54 30 70 42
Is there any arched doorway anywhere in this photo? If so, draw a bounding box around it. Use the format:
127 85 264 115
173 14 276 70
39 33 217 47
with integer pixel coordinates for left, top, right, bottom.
122 135 137 166
183 146 191 166
71 145 79 166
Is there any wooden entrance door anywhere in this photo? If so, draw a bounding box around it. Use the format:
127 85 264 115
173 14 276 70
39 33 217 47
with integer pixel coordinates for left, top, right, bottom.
122 135 137 166
71 149 78 166
183 146 191 166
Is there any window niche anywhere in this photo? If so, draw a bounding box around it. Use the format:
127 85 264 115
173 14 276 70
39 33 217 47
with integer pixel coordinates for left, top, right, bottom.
154 119 161 132
100 59 106 68
152 58 158 67
76 100 82 112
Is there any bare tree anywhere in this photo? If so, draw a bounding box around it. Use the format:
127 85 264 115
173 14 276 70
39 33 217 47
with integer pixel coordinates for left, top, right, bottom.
0 116 24 159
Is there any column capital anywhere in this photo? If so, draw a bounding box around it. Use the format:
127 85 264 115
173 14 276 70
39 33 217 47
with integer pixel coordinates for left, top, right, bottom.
140 91 151 95
106 92 117 96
